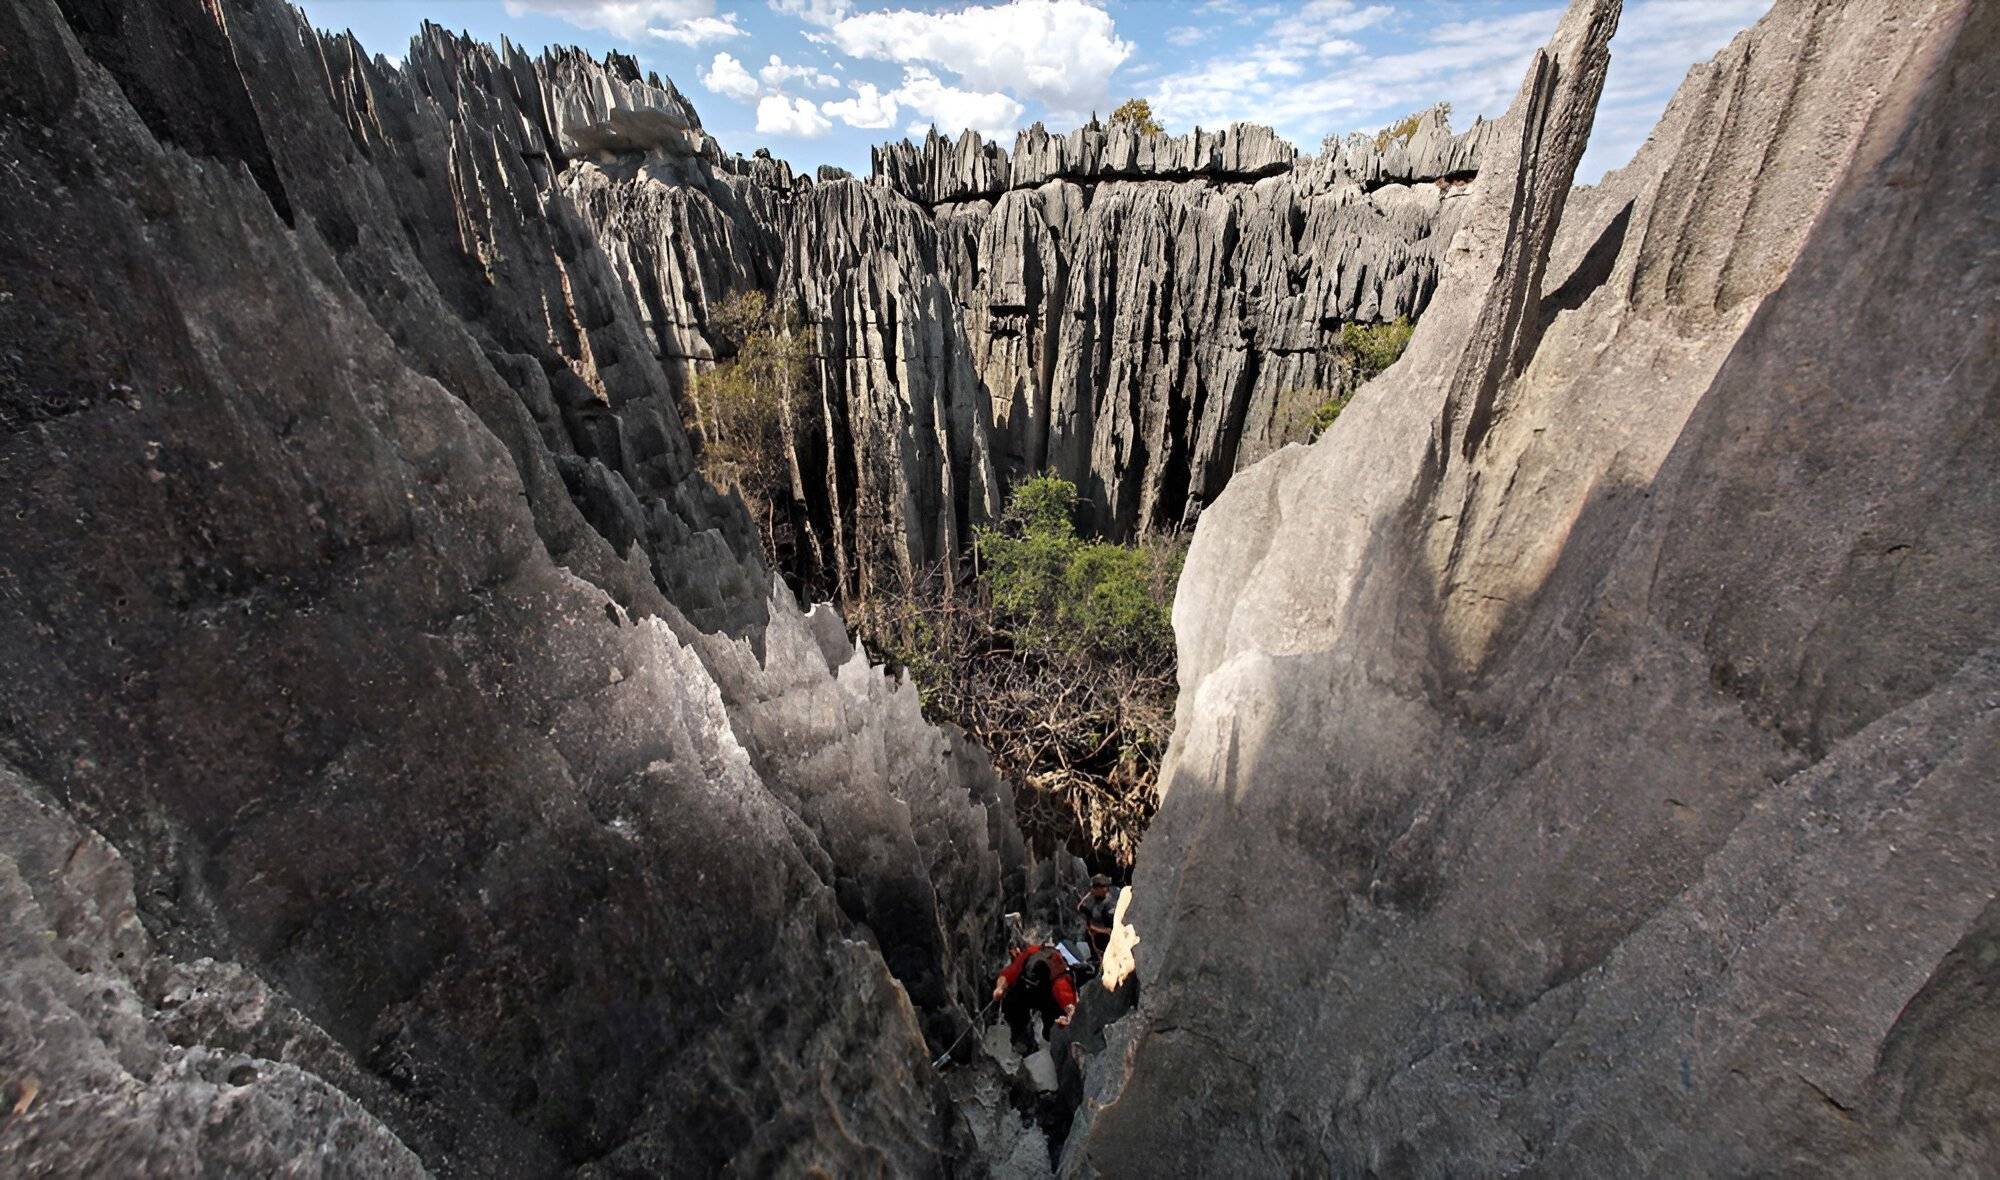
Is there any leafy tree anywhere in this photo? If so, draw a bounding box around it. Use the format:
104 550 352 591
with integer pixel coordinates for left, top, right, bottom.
1340 317 1413 378
1109 97 1164 136
855 476 1186 865
976 475 1178 661
695 291 814 566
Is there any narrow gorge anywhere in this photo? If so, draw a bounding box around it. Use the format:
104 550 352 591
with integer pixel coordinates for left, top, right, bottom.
1 0 1994 1176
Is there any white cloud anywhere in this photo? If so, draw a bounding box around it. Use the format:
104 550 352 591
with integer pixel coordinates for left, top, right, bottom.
1145 0 1772 184
890 68 1024 140
769 0 850 28
1284 0 1391 36
1253 1 1393 69
1148 4 1557 145
1166 26 1206 48
761 54 840 89
827 0 1131 119
648 13 744 45
821 82 899 129
756 93 833 136
504 0 711 39
701 51 760 101
1198 0 1282 23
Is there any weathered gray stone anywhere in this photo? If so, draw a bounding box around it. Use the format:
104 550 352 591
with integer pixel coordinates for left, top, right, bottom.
547 79 1489 592
839 114 1487 546
0 0 1034 1172
0 762 427 1176
11 0 1988 1173
1070 0 2000 1174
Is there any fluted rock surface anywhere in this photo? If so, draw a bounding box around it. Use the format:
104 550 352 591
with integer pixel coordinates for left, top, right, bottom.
837 117 1492 551
0 0 1032 1172
1071 0 2000 1174
549 96 1489 594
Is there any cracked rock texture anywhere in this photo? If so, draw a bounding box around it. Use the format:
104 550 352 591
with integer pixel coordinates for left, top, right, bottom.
1072 0 2000 1175
1 0 1033 1172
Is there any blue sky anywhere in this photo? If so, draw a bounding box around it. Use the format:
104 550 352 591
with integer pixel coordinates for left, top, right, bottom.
294 0 1772 182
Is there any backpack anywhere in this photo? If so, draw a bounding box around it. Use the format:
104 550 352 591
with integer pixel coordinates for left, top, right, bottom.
1020 947 1064 991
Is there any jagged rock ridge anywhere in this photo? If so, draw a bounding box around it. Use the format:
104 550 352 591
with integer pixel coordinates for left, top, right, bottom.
558 88 1491 595
0 0 1040 1171
1069 0 2000 1174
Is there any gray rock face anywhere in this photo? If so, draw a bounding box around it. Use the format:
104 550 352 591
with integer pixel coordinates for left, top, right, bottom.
0 762 425 1176
839 116 1488 551
1071 0 2000 1174
14 0 1983 1174
550 99 1487 594
872 121 1299 206
0 0 1033 1172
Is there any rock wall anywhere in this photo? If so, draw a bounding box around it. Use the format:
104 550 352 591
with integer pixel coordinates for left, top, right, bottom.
1070 0 2000 1174
0 0 1034 1172
562 100 1488 595
10 0 1978 1172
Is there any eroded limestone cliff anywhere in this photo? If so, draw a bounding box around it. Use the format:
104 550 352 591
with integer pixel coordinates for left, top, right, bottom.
4 0 1993 1173
0 0 1031 1171
562 86 1488 595
1071 0 1999 1173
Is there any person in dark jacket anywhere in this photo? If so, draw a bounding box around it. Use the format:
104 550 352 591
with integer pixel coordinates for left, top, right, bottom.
992 943 1077 1054
1075 873 1117 957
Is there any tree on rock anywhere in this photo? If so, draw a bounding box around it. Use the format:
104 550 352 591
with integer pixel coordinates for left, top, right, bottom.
1109 98 1163 136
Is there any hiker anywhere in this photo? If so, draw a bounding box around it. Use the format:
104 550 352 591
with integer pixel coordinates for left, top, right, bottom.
1075 873 1117 958
992 941 1077 1054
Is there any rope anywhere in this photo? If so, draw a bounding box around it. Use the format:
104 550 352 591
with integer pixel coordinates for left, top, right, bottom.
931 996 1001 1071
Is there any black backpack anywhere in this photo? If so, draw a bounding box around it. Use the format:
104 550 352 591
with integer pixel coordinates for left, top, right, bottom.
1020 947 1063 991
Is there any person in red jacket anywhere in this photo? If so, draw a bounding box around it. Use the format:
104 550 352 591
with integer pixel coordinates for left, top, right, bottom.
992 943 1077 1055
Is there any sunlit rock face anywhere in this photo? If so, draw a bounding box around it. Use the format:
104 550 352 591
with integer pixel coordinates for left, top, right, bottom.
0 0 1030 1171
1068 0 2000 1174
562 99 1492 596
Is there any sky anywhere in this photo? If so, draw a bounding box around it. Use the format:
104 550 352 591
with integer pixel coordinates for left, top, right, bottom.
293 0 1774 182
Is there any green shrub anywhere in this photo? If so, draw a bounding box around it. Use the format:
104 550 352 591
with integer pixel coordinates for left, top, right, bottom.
1310 394 1350 439
695 290 813 567
858 475 1184 865
1301 316 1415 440
1340 317 1414 380
976 476 1178 662
1005 473 1079 535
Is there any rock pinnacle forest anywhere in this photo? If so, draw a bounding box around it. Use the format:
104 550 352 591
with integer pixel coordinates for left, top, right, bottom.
1 0 1995 1174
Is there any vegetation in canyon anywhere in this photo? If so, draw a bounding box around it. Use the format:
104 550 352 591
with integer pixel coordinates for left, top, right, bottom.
853 477 1184 866
692 291 820 576
694 296 1414 864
